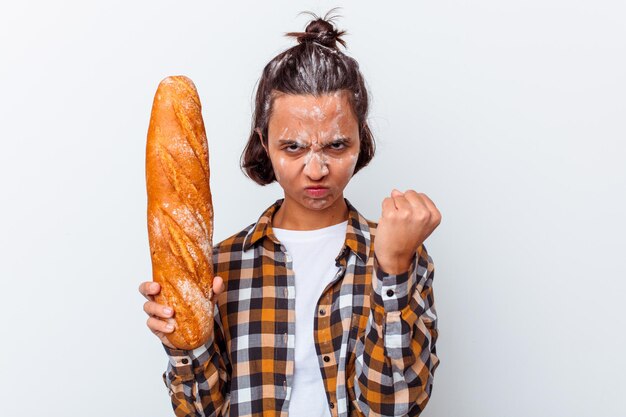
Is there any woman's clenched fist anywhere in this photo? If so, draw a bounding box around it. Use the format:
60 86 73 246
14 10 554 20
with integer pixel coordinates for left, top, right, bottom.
374 189 442 275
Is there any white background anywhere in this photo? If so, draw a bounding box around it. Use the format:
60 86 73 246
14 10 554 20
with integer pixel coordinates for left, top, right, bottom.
1 1 625 416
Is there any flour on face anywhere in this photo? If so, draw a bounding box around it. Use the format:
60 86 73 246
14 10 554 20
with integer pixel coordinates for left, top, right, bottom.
265 91 361 212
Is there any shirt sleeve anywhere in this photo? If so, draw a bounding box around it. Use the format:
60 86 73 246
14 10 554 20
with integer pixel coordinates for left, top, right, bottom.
161 306 230 417
353 244 440 417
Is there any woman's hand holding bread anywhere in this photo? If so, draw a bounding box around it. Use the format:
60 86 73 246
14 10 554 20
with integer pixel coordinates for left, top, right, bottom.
139 277 224 349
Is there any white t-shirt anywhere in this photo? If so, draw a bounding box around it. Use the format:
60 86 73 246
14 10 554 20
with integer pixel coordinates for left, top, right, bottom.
273 220 348 417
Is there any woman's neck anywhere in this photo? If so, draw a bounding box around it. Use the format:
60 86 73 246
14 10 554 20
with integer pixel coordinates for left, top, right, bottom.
272 195 349 230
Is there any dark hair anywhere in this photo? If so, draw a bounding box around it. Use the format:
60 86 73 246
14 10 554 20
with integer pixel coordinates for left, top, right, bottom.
241 8 376 185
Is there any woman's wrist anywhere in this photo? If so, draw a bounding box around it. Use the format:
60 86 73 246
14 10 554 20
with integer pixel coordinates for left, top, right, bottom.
375 253 412 275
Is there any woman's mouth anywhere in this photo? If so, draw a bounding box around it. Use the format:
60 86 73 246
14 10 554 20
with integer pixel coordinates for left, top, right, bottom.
305 187 330 198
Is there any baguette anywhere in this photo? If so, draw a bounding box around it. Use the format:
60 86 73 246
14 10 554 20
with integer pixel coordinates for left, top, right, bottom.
145 75 214 350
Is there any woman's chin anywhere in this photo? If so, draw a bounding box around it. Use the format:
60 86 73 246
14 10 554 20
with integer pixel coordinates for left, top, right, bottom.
304 197 332 210
299 193 341 211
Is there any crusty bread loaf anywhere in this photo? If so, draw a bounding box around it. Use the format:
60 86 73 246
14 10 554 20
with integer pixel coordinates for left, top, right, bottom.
146 75 214 350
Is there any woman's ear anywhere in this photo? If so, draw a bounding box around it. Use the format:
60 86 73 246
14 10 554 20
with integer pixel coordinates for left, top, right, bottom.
256 127 269 154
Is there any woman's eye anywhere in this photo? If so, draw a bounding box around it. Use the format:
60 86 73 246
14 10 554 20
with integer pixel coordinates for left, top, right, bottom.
285 143 303 152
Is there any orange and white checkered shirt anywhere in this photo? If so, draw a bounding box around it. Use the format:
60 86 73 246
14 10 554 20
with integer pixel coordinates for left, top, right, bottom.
162 198 440 417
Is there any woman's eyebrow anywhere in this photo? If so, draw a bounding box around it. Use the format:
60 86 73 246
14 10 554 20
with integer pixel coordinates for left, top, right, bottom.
278 139 309 146
329 137 352 144
314 137 352 145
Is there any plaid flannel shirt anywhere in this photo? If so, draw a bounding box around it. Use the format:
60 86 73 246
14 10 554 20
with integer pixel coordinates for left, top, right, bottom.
162 198 440 417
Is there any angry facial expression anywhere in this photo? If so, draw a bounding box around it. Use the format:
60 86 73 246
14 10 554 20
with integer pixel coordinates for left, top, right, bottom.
263 90 361 212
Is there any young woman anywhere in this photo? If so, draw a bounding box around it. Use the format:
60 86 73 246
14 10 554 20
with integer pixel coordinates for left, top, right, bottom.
139 11 441 417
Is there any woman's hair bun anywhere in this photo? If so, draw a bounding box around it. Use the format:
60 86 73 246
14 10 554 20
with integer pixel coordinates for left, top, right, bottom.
285 8 347 50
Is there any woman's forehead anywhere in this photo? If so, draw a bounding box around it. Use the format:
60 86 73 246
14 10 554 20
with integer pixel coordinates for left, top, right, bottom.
271 91 354 121
269 91 358 137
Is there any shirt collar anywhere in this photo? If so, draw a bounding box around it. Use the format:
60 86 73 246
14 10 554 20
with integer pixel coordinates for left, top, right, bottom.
243 198 372 264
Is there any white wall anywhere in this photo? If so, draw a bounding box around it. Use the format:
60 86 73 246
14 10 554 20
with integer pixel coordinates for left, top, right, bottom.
1 1 624 416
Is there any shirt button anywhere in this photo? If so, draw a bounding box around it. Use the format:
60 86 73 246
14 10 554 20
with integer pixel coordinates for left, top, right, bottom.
181 358 189 364
283 333 288 344
386 289 394 297
283 288 288 297
319 308 326 316
323 355 330 363
329 401 335 409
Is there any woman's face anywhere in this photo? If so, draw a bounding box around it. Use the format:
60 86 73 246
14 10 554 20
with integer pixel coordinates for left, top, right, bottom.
263 90 361 212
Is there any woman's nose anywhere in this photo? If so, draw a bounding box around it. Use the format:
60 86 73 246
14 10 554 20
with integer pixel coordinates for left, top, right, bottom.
303 151 329 180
